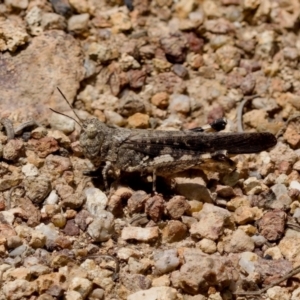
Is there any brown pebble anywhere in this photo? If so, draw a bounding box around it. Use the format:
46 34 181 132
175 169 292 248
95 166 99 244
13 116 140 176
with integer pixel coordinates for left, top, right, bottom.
166 196 190 219
28 137 59 158
151 92 169 109
162 220 188 243
145 195 165 222
63 219 80 236
258 210 286 241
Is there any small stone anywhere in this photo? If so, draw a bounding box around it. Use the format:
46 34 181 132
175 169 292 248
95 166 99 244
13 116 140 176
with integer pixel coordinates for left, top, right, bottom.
152 58 172 72
5 0 28 9
88 288 104 300
197 238 217 254
88 42 119 63
35 223 59 246
151 92 169 109
21 163 39 177
64 291 82 300
264 246 283 260
29 230 46 248
44 190 59 205
45 155 71 176
3 139 24 161
84 187 108 216
243 177 263 195
87 211 114 242
172 64 188 78
145 195 164 222
270 183 292 210
30 127 48 139
223 229 255 253
153 249 180 275
121 226 159 242
215 185 235 198
49 113 75 134
233 206 256 225
28 137 59 158
239 252 258 274
169 94 191 114
128 113 149 129
98 112 120 128
174 176 212 202
63 219 80 236
111 12 132 32
127 69 147 89
24 175 51 203
166 196 190 219
2 279 36 300
162 220 188 243
6 235 23 249
68 13 89 32
190 203 231 240
0 19 29 52
41 13 66 30
68 277 92 299
267 286 291 300
258 210 286 241
127 286 178 300
215 45 240 73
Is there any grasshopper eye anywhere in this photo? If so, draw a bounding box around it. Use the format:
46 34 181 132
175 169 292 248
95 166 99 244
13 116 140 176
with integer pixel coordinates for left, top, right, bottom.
86 124 97 139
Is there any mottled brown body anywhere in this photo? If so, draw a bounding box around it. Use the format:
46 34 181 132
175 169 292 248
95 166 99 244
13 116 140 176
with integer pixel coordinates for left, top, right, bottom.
79 118 277 191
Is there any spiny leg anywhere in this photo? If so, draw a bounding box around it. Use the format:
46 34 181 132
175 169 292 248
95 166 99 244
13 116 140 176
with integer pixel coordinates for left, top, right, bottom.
190 118 227 133
102 161 112 191
152 169 157 193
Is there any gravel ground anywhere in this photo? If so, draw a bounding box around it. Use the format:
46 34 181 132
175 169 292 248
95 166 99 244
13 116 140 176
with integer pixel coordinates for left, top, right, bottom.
1 0 300 299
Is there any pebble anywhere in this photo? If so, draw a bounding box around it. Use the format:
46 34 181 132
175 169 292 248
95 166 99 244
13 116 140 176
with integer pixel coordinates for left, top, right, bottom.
197 238 217 254
21 163 39 177
84 187 108 216
168 94 191 114
243 177 263 195
190 203 231 240
3 139 24 161
0 19 29 52
24 175 51 204
178 248 232 294
153 249 180 275
233 206 256 225
174 176 213 202
44 190 59 205
258 209 286 241
3 279 36 300
68 13 89 32
162 220 188 243
151 92 169 108
223 229 255 253
68 277 93 299
121 226 159 242
49 113 75 134
145 195 164 222
35 223 59 245
267 286 291 300
87 211 114 242
239 251 258 274
41 13 66 31
279 229 300 263
290 180 300 191
270 183 292 210
128 113 150 128
166 196 190 219
127 286 178 300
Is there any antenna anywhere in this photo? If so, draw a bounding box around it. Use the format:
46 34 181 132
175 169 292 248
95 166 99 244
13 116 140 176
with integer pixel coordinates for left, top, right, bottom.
56 87 83 128
49 108 82 128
